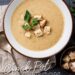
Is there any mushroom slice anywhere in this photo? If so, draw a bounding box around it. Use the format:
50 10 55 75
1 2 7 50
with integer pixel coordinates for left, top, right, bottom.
34 15 42 20
63 63 69 70
34 28 43 37
70 62 75 72
25 32 31 38
40 20 47 28
69 52 75 60
44 26 51 35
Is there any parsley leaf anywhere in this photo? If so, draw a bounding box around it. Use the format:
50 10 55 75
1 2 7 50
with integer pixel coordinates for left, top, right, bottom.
23 10 40 31
31 18 39 27
24 10 31 22
22 24 32 30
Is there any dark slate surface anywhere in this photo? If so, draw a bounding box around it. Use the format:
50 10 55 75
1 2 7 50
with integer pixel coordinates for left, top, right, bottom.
0 0 75 75
0 0 11 5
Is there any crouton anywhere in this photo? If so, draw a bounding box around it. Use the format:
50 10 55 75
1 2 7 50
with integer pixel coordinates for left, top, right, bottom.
44 26 51 34
63 63 69 70
69 52 75 60
40 20 47 28
34 28 43 37
34 15 42 20
70 62 75 72
63 55 70 63
25 32 31 38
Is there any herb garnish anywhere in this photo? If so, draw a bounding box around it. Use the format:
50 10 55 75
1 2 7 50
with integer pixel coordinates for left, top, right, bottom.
22 23 32 30
31 18 39 27
24 10 31 22
22 10 39 30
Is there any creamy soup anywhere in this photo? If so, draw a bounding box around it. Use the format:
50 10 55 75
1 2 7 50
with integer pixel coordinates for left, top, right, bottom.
11 0 64 51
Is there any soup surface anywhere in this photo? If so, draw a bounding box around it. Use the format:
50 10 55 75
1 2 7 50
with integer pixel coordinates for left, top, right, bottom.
11 0 64 51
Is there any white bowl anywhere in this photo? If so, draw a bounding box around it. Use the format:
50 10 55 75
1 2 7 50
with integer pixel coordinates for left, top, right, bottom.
4 0 72 58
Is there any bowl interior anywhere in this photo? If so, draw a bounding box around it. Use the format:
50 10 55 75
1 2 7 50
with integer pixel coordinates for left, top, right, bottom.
4 0 72 58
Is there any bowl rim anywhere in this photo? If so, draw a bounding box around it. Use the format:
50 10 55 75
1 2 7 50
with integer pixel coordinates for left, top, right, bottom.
3 0 73 58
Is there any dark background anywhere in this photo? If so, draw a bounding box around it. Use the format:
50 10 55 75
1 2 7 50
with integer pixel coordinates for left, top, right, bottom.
0 0 75 75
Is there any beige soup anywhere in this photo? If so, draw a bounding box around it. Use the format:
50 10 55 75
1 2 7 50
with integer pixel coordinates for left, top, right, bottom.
11 0 64 51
